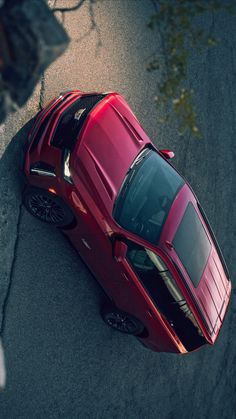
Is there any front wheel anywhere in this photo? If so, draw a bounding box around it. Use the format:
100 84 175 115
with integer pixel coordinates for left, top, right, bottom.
101 305 144 335
23 186 75 227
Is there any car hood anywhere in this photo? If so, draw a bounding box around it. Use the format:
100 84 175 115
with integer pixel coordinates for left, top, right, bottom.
160 184 231 336
71 94 151 214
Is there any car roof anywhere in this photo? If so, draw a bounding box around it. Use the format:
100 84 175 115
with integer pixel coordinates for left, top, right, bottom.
159 183 230 336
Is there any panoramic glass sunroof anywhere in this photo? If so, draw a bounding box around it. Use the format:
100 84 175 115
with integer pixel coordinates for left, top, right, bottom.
173 202 211 287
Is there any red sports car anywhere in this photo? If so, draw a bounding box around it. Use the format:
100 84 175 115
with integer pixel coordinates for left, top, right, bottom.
23 90 231 353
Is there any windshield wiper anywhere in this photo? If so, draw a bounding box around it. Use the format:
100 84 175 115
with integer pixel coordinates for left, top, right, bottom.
130 148 150 168
113 148 151 214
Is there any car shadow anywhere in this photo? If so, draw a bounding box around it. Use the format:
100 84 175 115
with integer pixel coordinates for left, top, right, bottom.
0 115 109 336
0 117 35 333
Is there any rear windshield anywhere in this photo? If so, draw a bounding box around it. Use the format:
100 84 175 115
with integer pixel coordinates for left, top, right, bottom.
173 203 211 287
113 149 184 244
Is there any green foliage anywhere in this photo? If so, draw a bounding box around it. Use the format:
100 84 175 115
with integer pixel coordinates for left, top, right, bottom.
148 0 235 137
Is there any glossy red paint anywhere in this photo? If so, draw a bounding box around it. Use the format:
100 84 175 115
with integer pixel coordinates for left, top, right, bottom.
159 149 175 159
23 90 231 353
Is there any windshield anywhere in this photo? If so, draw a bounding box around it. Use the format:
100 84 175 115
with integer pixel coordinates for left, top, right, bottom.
113 149 184 243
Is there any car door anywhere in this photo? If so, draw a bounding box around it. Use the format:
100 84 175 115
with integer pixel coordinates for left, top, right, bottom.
111 238 167 325
62 189 121 300
114 238 207 351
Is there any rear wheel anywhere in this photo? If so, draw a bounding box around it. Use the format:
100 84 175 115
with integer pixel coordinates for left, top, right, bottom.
23 186 75 227
101 304 144 335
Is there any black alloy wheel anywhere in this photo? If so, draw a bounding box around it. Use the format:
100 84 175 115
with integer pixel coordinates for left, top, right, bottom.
23 187 75 227
101 305 144 335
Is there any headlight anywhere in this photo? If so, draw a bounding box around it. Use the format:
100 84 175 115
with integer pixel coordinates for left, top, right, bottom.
63 149 73 184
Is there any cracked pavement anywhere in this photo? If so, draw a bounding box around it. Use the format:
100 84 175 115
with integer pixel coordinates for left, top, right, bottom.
0 1 235 418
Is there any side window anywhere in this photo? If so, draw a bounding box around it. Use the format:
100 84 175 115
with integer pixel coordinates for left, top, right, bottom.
127 245 166 272
126 241 206 351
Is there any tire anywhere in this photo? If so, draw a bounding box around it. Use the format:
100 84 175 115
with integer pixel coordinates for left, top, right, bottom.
23 186 75 227
101 304 144 335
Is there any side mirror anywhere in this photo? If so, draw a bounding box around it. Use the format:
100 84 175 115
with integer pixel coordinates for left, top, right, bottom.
114 241 128 261
160 149 175 159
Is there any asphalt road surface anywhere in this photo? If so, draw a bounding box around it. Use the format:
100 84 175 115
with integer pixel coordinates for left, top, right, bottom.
0 1 236 418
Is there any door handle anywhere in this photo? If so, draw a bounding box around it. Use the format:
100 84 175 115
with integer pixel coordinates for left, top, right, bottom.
81 238 91 250
122 272 130 282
